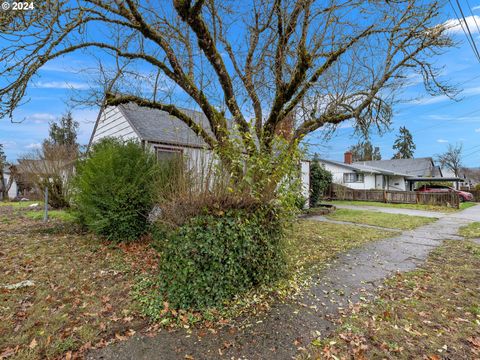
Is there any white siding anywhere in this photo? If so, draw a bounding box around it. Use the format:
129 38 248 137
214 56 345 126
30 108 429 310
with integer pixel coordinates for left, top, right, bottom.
301 161 310 207
321 162 376 190
387 176 406 191
3 173 18 200
91 106 139 144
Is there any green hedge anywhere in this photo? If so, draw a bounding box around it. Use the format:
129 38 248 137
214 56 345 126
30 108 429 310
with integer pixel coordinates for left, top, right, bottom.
73 138 159 242
155 205 287 309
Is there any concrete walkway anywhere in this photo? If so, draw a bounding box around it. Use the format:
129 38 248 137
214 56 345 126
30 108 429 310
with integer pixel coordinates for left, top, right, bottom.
87 205 480 360
333 204 447 218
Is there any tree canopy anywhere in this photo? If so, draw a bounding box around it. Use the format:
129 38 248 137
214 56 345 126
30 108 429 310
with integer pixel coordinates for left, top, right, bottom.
349 140 381 162
45 111 80 150
0 0 454 183
392 126 416 159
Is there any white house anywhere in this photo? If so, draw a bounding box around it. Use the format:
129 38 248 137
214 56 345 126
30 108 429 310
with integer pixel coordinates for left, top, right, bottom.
1 166 18 200
319 152 456 191
89 103 310 202
319 156 409 191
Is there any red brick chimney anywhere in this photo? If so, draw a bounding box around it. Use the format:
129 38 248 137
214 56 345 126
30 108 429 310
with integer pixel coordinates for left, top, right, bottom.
344 151 353 164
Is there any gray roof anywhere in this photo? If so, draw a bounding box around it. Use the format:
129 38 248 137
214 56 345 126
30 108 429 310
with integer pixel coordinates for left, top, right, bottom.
118 103 214 148
318 158 410 176
355 158 442 178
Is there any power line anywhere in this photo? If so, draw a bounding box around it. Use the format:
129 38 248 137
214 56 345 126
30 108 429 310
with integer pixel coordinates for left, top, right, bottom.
449 0 480 61
466 0 480 34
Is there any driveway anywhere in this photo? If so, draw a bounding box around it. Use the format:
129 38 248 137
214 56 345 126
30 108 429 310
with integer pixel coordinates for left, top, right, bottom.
87 204 480 360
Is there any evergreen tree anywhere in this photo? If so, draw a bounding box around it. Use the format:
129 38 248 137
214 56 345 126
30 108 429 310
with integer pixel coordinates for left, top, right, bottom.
309 153 333 207
392 126 415 159
44 111 79 150
349 140 381 161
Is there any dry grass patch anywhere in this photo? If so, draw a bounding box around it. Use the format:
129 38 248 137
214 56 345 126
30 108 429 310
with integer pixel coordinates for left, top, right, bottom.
305 240 480 359
0 216 159 359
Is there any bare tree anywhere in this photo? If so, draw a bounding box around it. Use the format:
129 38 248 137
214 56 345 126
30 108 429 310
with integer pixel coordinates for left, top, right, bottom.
0 0 454 192
18 144 76 208
437 143 463 177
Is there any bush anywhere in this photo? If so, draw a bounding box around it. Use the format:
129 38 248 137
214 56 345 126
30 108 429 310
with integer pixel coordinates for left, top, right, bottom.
155 205 288 309
310 154 332 207
73 138 159 242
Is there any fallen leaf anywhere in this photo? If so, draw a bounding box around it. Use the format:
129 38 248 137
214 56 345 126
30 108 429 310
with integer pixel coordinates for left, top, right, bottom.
115 333 128 341
29 338 37 349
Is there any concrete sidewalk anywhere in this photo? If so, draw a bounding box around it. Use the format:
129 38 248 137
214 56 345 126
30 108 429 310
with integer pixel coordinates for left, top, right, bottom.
87 205 480 360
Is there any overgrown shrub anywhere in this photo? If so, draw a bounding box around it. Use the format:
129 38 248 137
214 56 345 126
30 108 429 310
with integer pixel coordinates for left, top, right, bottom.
73 138 159 242
155 205 288 309
309 154 332 207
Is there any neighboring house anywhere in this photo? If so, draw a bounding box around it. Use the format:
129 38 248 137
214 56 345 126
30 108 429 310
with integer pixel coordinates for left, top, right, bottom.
1 166 18 200
89 103 310 202
320 152 459 191
442 168 479 189
319 154 410 191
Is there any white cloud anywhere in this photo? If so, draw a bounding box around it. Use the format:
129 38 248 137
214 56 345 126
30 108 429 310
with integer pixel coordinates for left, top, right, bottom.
444 15 480 34
33 81 90 90
475 128 480 132
473 5 480 11
0 140 17 149
437 139 449 143
27 113 56 123
25 143 42 150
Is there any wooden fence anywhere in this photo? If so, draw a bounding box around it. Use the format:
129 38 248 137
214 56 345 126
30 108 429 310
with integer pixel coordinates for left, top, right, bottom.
327 184 460 208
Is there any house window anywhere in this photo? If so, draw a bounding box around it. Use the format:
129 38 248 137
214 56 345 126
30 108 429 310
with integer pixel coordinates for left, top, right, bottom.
155 147 183 172
156 147 182 162
344 173 364 183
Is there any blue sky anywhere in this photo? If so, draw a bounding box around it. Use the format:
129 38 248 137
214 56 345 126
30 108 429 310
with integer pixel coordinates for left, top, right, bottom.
1 3 480 167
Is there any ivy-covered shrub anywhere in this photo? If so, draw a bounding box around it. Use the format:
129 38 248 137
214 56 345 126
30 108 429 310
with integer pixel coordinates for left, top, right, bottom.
155 205 288 309
73 138 159 242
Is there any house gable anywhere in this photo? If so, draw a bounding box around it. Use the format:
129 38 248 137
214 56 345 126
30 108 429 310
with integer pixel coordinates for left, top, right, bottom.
89 106 140 147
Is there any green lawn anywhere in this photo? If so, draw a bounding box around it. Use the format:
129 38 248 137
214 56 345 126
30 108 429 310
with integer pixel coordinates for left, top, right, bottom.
287 220 397 274
326 208 437 230
24 209 77 222
0 201 43 208
306 240 480 359
459 222 480 238
325 200 476 212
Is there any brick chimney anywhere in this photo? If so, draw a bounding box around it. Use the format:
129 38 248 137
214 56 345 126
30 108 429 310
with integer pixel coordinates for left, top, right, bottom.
344 151 353 164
